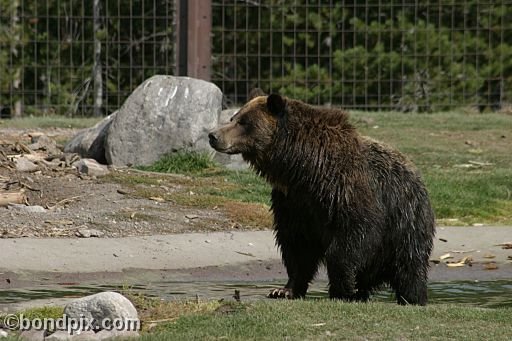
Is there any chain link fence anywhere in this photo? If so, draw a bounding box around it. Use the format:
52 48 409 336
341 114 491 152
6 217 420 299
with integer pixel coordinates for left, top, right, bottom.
0 0 175 117
1 0 511 117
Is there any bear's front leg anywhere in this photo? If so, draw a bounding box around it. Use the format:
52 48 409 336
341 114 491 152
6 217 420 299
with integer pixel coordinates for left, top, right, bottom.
267 287 295 299
268 235 323 299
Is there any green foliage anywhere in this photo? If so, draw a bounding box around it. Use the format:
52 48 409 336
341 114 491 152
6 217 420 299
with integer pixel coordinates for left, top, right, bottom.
212 1 512 110
137 151 217 175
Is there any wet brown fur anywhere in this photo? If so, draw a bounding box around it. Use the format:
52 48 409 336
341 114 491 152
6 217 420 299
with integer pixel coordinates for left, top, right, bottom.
209 92 435 305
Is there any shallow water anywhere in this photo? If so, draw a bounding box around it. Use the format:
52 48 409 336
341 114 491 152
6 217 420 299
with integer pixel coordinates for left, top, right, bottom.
1 280 511 308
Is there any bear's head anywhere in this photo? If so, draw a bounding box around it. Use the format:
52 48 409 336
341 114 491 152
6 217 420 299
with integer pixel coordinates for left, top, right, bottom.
209 89 286 161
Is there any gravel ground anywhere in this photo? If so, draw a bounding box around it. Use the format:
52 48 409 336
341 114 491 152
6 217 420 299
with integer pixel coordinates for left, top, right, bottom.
0 128 241 238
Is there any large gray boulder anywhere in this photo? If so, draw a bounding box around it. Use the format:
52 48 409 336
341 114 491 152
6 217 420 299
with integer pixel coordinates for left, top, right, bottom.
105 75 222 167
64 112 117 164
63 291 139 332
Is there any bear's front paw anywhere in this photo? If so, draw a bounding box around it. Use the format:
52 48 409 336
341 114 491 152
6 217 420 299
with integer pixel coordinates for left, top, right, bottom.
267 287 294 299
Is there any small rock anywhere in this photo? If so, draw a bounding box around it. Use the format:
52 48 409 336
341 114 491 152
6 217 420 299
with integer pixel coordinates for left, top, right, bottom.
44 330 95 341
73 159 110 177
28 135 60 155
76 228 105 238
95 329 139 340
8 204 47 213
483 262 498 270
64 292 139 332
16 157 39 172
71 330 98 341
64 112 117 164
43 331 70 341
0 330 8 338
19 329 46 341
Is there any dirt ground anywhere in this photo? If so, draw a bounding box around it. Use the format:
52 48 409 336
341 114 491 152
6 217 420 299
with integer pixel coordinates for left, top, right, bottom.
0 128 249 238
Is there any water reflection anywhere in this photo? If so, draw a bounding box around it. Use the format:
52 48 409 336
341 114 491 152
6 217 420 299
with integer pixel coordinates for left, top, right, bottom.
1 280 511 308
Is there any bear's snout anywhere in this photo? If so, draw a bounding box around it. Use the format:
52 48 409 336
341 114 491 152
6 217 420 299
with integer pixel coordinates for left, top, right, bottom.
208 124 243 155
208 131 219 147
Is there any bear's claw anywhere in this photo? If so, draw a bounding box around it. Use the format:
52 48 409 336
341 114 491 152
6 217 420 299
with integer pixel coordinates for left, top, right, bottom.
267 288 294 299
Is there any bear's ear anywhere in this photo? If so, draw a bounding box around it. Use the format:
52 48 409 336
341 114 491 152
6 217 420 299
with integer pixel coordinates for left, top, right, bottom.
267 94 286 118
248 88 267 101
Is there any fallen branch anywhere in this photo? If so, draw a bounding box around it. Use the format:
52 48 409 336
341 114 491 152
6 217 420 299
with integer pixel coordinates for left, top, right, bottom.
125 168 190 179
495 242 512 250
468 160 493 166
19 181 41 192
47 195 82 210
15 142 32 154
0 191 25 207
144 317 178 324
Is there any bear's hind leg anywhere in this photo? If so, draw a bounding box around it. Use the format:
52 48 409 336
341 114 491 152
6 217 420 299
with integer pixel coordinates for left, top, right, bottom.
353 288 371 302
393 266 428 305
326 257 357 301
395 278 428 305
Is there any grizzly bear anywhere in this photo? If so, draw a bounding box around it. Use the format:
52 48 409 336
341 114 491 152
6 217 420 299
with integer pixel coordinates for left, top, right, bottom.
209 90 435 305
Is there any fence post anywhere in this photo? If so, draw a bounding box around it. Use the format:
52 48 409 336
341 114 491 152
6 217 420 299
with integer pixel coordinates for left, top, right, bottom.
187 0 211 81
176 0 188 76
175 0 211 80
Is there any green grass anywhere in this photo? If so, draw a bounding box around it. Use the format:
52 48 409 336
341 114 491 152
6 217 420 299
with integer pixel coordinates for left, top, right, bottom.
0 306 64 321
139 300 512 340
351 110 512 225
131 151 270 205
202 169 270 205
123 292 512 339
3 299 511 340
0 306 64 339
137 151 217 175
0 115 101 129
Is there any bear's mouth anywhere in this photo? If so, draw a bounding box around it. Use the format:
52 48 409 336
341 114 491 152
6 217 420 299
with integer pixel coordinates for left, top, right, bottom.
209 141 238 155
214 146 240 155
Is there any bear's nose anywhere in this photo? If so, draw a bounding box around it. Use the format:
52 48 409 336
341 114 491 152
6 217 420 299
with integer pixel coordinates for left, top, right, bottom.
208 132 218 145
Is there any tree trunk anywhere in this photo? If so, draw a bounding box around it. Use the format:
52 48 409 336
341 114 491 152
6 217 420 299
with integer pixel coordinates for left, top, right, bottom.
11 0 22 118
93 0 103 117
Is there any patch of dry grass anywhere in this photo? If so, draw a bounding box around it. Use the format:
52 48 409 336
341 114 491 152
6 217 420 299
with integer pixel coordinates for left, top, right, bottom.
223 201 272 229
123 291 223 332
104 169 272 230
